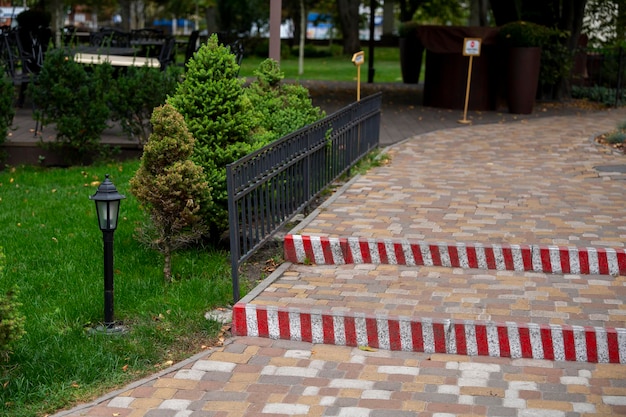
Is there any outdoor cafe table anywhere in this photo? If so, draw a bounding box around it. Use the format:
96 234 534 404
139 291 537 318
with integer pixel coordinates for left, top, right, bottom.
70 46 160 68
73 52 160 68
71 45 138 56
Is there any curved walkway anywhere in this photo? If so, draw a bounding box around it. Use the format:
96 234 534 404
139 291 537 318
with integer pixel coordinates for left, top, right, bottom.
53 90 626 416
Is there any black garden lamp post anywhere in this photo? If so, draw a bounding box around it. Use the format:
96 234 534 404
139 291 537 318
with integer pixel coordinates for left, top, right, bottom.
90 174 125 329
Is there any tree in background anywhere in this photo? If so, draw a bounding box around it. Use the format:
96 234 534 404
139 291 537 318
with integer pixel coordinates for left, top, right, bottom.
336 0 360 53
584 0 626 47
490 0 588 100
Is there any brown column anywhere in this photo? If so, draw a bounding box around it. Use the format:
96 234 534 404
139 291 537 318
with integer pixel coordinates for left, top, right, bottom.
269 0 282 63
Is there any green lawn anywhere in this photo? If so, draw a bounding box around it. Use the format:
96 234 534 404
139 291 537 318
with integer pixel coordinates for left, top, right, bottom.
238 46 403 83
0 44 403 417
0 162 241 417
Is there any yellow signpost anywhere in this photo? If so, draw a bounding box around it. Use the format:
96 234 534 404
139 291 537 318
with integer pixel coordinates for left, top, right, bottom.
352 51 365 101
459 38 481 125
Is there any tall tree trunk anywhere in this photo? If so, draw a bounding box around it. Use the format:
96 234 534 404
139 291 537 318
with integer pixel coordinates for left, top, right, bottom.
617 1 626 44
119 0 132 31
298 0 305 75
48 0 64 46
205 6 219 34
164 243 172 283
489 0 521 25
556 0 588 100
337 0 360 54
469 0 489 26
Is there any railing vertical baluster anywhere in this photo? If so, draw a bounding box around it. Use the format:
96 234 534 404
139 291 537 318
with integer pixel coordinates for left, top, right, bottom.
226 93 382 302
616 47 624 107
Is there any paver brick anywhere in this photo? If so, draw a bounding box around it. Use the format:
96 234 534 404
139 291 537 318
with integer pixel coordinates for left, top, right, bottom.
55 107 626 417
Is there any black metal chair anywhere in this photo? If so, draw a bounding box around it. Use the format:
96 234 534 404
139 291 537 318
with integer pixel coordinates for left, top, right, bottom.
130 28 164 41
90 28 130 48
158 35 177 70
1 28 43 108
227 39 244 72
158 36 176 71
130 28 166 57
1 28 45 134
183 30 200 66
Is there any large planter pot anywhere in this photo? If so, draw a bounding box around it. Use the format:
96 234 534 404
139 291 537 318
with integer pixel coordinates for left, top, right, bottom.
506 47 541 114
399 37 424 84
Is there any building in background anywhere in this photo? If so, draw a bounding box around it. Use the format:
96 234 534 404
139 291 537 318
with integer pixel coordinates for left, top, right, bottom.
0 5 27 28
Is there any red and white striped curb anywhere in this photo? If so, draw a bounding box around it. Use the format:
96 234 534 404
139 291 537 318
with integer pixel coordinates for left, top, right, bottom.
232 303 626 364
284 234 626 276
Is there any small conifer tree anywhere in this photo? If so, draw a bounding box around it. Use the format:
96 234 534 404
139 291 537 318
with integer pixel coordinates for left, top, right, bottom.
130 104 210 282
168 33 255 238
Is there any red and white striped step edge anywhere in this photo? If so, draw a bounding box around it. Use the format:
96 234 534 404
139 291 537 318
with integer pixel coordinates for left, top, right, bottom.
232 303 626 364
284 234 626 276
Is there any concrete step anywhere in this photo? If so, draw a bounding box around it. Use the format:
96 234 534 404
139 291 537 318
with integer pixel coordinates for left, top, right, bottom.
233 261 626 364
284 234 626 276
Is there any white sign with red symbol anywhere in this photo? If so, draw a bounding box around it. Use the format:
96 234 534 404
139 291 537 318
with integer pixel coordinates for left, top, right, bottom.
463 38 481 56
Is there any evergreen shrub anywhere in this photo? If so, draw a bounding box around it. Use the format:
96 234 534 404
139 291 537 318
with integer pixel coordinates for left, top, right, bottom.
110 65 182 145
130 104 210 282
30 48 112 164
246 58 325 144
168 34 255 238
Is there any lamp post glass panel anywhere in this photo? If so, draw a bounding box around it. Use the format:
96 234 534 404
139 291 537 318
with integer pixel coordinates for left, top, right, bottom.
90 174 125 329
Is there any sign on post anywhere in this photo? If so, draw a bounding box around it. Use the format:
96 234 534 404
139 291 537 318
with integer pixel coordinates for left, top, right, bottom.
352 51 365 101
463 38 481 57
459 38 481 124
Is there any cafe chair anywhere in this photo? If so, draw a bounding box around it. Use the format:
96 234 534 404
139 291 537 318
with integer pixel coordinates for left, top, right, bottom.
182 30 200 67
1 28 43 108
1 28 45 134
90 28 131 48
158 36 177 70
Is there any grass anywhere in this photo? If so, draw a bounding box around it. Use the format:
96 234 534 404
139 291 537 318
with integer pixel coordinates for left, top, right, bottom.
238 46 403 83
1 45 401 417
0 161 240 417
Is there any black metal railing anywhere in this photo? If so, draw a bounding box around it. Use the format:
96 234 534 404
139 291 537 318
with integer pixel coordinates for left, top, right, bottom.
572 46 626 107
226 92 382 302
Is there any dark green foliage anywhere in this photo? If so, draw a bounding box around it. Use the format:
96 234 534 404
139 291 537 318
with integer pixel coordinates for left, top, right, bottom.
398 21 420 38
130 104 210 282
538 27 574 100
604 118 626 145
16 8 51 30
498 21 550 48
168 34 255 237
571 85 625 106
292 44 333 58
0 248 25 362
0 75 15 163
606 131 626 145
246 59 325 144
109 66 182 145
30 48 112 165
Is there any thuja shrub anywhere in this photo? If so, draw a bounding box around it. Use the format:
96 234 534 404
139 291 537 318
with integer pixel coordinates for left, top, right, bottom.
0 247 25 362
168 34 255 238
246 58 325 144
109 65 182 145
30 48 112 165
130 104 210 282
